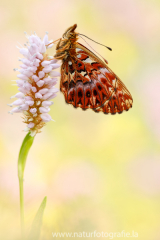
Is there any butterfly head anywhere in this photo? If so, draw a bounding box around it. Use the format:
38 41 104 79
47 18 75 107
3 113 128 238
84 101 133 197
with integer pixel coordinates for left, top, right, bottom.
54 24 78 60
62 24 77 40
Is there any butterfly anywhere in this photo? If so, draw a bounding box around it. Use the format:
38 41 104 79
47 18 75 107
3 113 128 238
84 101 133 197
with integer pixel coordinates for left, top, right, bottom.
54 24 133 114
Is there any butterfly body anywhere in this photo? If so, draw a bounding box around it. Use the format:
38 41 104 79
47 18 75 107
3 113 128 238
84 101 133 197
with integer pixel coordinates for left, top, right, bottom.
54 24 133 114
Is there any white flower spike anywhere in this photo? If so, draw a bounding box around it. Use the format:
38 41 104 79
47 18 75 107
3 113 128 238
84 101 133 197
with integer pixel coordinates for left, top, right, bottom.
9 32 60 136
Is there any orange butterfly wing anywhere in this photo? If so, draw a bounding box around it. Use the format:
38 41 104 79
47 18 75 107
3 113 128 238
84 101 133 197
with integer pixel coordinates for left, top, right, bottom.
60 42 133 114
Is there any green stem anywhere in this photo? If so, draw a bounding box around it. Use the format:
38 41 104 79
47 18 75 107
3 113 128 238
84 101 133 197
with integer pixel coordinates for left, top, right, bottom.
19 178 24 238
18 132 34 239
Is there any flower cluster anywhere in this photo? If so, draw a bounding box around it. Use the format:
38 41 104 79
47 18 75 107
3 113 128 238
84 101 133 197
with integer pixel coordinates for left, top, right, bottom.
9 32 60 136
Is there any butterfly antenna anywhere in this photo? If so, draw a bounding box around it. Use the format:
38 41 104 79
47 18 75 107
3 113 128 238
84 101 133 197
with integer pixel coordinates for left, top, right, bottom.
78 34 112 51
78 35 109 64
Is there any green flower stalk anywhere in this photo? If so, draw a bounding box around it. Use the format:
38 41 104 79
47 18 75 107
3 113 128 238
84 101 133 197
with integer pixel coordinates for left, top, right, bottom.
18 132 34 238
9 32 61 239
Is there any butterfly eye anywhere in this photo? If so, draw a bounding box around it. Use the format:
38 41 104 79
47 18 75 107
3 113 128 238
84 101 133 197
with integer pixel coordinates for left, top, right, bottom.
78 62 82 67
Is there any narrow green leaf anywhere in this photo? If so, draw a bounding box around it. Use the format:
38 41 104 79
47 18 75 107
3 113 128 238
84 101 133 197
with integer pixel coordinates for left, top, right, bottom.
28 196 47 240
18 132 34 180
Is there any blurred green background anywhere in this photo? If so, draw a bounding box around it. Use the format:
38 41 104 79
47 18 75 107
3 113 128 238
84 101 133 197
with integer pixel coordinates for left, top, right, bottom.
1 0 160 239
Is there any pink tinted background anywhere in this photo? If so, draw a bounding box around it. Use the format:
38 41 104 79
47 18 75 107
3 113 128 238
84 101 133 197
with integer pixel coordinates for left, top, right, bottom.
0 0 160 239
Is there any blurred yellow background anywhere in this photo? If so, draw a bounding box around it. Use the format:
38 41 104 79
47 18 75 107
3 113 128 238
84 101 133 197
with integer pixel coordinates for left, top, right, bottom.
1 0 160 239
